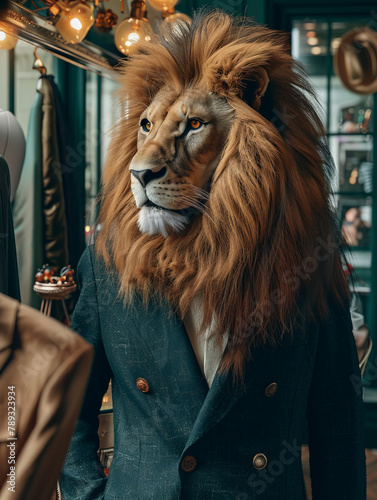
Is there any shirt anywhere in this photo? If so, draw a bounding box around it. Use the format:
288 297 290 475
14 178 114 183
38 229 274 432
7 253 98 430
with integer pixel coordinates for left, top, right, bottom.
183 296 228 388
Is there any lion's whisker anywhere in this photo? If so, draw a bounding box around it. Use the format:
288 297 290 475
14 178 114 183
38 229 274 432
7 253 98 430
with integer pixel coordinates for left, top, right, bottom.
187 185 210 200
179 194 207 211
178 195 214 224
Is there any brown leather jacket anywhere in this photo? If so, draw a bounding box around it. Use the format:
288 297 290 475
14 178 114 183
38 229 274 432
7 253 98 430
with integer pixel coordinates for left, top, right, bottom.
0 293 93 500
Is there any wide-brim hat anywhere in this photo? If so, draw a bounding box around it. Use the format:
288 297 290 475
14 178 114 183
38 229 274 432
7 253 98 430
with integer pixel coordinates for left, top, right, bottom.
334 27 377 95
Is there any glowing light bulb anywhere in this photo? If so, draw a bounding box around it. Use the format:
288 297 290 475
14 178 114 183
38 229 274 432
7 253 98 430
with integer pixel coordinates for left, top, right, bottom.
331 38 341 49
55 1 94 44
114 18 154 56
147 0 178 12
163 12 191 24
311 46 322 55
307 37 319 46
70 17 83 30
128 32 140 43
0 30 18 50
161 12 191 40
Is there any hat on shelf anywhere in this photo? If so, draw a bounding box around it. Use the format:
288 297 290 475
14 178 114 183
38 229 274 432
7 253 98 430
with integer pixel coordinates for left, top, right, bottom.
334 27 377 95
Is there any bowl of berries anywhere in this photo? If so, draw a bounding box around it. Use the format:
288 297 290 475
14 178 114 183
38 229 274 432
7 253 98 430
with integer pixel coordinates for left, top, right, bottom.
33 264 76 300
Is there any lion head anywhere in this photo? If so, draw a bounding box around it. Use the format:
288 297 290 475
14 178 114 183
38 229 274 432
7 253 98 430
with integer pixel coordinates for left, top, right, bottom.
129 87 234 237
96 10 348 378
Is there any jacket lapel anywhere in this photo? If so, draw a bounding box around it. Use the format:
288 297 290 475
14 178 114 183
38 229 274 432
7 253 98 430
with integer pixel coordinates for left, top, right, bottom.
184 323 310 450
113 281 273 450
184 362 246 450
134 296 265 450
133 296 209 430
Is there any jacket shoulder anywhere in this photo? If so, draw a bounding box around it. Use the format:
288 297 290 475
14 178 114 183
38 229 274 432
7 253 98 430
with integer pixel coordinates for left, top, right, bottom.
77 245 109 281
0 293 92 363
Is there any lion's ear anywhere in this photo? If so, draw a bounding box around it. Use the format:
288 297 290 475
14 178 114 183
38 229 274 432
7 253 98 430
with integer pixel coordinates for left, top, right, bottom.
205 54 270 111
240 68 270 111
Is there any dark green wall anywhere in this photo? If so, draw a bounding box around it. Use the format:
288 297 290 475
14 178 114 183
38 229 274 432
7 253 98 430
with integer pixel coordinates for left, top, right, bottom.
181 0 376 28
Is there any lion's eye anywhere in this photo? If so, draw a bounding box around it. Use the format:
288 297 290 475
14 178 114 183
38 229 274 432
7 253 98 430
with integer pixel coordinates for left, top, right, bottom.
188 119 203 130
140 118 152 133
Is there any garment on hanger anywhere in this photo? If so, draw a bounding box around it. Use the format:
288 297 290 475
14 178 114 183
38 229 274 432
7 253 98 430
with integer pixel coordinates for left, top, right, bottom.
50 76 85 272
12 76 69 308
12 91 44 308
38 76 69 269
0 156 20 300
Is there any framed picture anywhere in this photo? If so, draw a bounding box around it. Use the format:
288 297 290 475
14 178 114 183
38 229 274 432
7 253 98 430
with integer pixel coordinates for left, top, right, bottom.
337 138 373 193
338 196 372 250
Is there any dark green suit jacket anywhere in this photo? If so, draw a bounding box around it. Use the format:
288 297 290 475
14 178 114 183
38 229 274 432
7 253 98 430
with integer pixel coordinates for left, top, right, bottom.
60 246 366 499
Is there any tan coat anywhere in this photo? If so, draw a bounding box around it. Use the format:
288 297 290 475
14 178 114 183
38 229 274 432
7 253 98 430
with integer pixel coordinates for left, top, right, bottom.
0 293 93 500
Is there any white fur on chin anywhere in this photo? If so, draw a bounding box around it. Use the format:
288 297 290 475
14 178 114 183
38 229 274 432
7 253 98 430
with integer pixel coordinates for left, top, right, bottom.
137 206 189 238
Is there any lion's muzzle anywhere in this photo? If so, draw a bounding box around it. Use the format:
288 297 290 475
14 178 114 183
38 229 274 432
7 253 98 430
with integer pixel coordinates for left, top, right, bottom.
130 166 167 188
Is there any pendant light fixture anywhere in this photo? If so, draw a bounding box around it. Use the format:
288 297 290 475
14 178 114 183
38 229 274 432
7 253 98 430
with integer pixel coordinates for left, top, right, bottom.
147 0 178 14
161 8 191 25
0 30 17 50
114 0 154 56
50 0 94 44
159 6 191 40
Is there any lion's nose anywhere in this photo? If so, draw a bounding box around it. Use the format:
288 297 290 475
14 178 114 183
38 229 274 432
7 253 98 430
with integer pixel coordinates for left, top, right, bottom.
130 167 167 187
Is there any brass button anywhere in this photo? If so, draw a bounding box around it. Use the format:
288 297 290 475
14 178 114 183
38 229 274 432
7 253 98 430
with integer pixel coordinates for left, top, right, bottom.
253 453 267 470
181 455 197 472
265 382 278 397
136 378 149 393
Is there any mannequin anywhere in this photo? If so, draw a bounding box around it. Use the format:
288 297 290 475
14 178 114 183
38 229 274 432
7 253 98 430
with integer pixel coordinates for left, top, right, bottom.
0 109 26 201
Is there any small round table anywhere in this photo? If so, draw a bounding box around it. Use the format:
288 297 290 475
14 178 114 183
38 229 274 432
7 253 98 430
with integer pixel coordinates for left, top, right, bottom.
33 281 77 326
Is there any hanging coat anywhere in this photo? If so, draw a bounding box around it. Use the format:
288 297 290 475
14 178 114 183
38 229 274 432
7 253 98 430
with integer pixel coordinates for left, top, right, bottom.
12 77 69 308
38 76 69 270
0 156 20 300
50 76 85 273
12 91 44 309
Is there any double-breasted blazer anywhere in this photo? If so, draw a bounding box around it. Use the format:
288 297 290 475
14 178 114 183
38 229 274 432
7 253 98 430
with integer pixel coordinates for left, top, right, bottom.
60 246 366 499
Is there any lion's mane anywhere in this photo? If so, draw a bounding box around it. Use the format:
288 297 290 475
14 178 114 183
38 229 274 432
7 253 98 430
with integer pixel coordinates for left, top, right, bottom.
96 10 348 378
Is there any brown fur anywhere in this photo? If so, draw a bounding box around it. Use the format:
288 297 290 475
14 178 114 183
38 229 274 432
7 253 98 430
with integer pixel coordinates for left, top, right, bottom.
96 10 349 379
